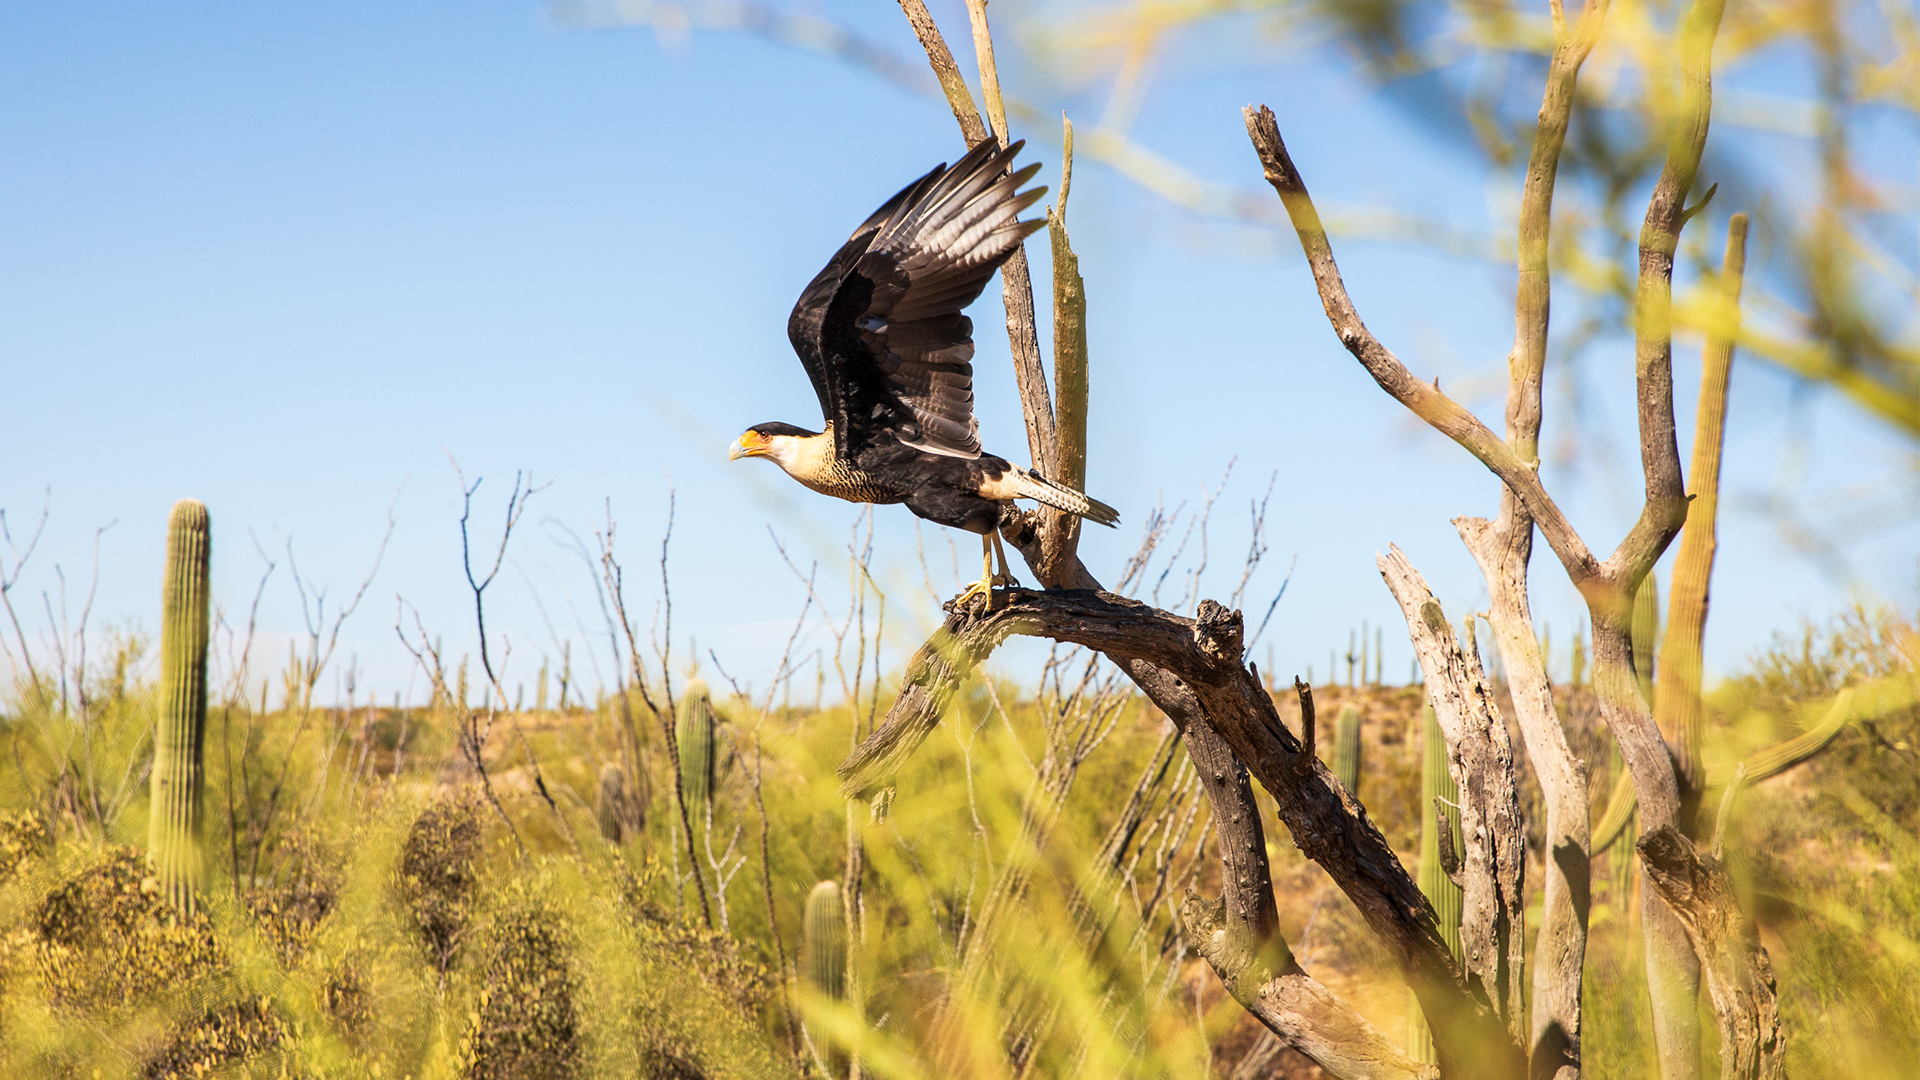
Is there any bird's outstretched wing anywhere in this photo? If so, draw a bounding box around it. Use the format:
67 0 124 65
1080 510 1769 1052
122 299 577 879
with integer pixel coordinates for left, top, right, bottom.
788 139 1046 461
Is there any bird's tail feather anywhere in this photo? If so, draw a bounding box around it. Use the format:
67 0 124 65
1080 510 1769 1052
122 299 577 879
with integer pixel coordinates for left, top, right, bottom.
1013 469 1120 528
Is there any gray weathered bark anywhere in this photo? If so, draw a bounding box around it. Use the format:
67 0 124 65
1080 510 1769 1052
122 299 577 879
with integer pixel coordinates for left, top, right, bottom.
1377 547 1527 1042
1457 517 1591 1080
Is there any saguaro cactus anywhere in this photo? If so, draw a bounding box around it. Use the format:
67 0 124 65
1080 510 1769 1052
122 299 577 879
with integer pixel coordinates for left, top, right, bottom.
1631 570 1661 708
1333 703 1362 794
150 499 211 912
1409 705 1463 1062
675 679 716 814
596 762 631 844
803 879 848 1001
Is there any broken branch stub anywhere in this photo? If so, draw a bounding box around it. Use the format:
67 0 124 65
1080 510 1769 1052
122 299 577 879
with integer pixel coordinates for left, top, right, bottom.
1636 826 1787 1080
1377 545 1528 1041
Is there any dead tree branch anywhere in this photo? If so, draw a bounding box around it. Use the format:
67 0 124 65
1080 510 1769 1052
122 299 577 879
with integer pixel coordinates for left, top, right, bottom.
1179 686 1436 1080
1182 892 1436 1080
1244 1 1782 1057
598 506 713 928
837 587 1523 1078
0 490 52 689
1484 0 1613 1070
1241 104 1600 595
1377 547 1527 1040
1636 827 1786 1080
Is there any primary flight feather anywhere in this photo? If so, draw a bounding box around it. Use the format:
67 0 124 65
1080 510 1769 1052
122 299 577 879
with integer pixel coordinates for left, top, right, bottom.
729 139 1118 607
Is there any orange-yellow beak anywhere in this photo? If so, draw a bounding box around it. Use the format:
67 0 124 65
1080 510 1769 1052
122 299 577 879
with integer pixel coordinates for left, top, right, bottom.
728 430 769 461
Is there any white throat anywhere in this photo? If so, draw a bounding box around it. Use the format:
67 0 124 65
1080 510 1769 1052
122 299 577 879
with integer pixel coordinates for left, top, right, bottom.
763 431 835 481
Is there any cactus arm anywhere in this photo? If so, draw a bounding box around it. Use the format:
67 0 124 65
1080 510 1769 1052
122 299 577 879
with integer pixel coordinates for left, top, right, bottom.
1333 704 1362 794
1656 214 1749 794
1408 706 1465 1062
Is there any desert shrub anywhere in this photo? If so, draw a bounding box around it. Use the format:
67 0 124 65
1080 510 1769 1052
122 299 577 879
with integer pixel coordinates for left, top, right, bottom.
464 884 581 1080
582 855 791 1080
141 996 286 1080
0 810 48 882
320 956 375 1037
1716 605 1920 1079
1721 605 1920 822
612 855 773 1015
247 828 343 967
31 846 222 1011
396 788 483 977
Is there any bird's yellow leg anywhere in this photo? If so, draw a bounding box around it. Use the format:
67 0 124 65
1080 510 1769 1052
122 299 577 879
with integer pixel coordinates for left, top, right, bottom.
954 533 997 610
990 531 1019 590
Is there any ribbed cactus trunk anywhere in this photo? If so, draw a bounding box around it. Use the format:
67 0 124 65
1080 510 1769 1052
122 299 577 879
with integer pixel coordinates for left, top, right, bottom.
150 500 210 912
803 878 848 1073
1656 213 1748 798
596 762 630 844
675 679 716 815
1631 571 1661 710
804 879 848 1000
1408 705 1463 1062
1333 703 1362 794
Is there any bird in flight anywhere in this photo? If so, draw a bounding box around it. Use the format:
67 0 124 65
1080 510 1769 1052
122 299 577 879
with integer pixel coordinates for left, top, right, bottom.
730 138 1118 610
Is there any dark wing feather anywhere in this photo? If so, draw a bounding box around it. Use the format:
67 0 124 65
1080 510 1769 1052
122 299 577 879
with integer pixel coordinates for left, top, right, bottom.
787 163 945 438
787 139 1047 460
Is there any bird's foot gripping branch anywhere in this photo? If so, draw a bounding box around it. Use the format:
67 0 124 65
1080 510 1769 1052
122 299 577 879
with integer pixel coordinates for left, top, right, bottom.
838 587 1521 1079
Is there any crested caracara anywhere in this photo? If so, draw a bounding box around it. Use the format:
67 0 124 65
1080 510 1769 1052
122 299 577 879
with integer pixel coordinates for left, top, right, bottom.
730 138 1118 608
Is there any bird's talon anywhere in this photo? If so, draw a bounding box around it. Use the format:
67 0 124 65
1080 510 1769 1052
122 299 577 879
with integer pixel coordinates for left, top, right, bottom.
954 579 996 612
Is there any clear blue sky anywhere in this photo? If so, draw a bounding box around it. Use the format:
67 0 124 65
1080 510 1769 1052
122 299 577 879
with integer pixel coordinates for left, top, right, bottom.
3 1 1914 706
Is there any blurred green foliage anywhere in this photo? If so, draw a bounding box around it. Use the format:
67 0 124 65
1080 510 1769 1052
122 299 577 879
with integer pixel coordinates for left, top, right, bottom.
0 598 1913 1077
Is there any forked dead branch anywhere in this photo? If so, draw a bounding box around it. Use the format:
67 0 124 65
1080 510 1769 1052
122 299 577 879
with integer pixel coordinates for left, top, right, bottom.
1234 0 1787 1067
863 1 1529 1076
841 0 1802 1075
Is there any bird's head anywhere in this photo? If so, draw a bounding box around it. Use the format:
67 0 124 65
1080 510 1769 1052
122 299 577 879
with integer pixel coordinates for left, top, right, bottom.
728 422 820 470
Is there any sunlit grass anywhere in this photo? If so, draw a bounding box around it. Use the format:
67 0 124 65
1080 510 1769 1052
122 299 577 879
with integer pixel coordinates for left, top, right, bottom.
0 603 1913 1077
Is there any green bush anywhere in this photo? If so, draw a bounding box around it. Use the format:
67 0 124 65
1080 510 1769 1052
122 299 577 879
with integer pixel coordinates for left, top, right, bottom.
31 846 222 1012
396 788 484 978
465 884 580 1080
141 997 285 1080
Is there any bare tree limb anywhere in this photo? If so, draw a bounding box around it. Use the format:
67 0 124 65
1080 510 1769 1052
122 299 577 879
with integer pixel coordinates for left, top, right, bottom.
1458 513 1592 1077
1183 891 1437 1080
1178 679 1431 1080
1244 13 1776 1057
900 0 1058 491
1494 3 1611 1066
0 490 52 689
894 0 987 144
1377 546 1527 1040
837 587 1524 1078
1241 104 1602 596
598 507 713 928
